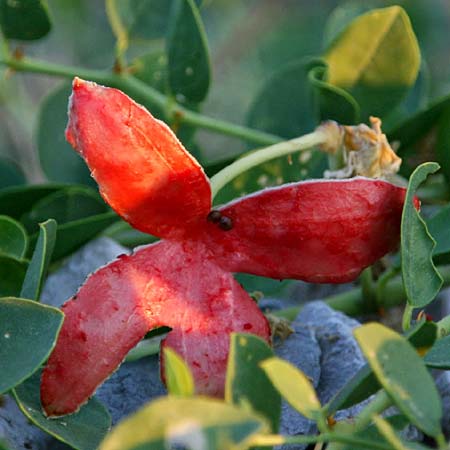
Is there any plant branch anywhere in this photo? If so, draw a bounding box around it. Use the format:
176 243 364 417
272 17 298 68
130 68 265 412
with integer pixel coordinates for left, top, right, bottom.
353 390 392 431
0 55 282 146
105 0 129 69
210 128 328 199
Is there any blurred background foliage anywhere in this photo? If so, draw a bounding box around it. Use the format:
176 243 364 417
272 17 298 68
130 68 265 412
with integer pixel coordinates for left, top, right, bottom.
1 0 450 184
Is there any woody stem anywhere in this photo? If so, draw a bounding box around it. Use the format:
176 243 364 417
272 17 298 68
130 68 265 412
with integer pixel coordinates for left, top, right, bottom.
209 128 329 200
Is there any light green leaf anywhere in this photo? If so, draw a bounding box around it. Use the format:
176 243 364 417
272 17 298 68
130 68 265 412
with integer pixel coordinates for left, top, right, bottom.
100 396 269 450
163 347 195 397
167 0 211 103
0 0 51 40
14 371 111 450
37 82 95 186
260 357 321 421
401 162 442 308
354 322 442 437
0 157 26 188
0 215 27 259
324 6 420 120
20 219 56 301
0 255 27 297
226 333 281 432
0 297 63 394
327 320 438 413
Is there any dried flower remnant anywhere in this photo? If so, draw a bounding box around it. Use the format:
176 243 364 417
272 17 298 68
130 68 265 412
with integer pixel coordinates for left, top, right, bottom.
319 117 402 179
41 78 413 417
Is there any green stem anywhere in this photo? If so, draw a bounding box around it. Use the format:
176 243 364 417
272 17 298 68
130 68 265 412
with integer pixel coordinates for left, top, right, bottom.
249 432 392 450
353 390 392 431
105 0 129 69
210 129 327 199
402 304 414 331
0 56 282 146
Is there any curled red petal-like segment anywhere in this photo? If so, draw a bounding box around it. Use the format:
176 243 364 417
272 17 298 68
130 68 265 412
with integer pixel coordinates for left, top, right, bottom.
41 240 269 417
201 178 412 283
65 78 211 239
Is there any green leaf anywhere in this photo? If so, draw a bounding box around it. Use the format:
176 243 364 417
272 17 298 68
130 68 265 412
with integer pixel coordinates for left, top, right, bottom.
373 415 414 450
388 93 450 155
427 205 450 260
0 157 26 188
0 255 27 297
13 371 111 450
37 82 95 186
435 105 450 183
424 335 450 369
48 211 118 261
308 62 360 124
324 6 420 120
20 219 56 301
327 320 437 413
226 333 281 433
0 215 27 259
163 347 195 397
354 322 442 437
99 396 269 450
260 357 321 421
247 60 316 139
0 0 51 40
401 162 442 308
0 184 66 219
167 0 211 103
21 186 107 234
0 297 63 394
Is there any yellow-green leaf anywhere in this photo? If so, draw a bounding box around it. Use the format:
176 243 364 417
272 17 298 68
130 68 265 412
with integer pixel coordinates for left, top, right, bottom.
163 347 195 397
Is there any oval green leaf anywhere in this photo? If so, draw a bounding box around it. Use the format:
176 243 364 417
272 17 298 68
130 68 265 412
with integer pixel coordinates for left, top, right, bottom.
0 297 63 394
260 357 321 421
163 347 195 397
100 396 269 450
20 219 56 301
0 157 26 189
167 0 211 103
324 6 420 120
0 184 66 219
0 215 27 259
37 82 95 186
0 255 27 297
354 322 442 437
308 62 360 124
401 162 443 308
0 0 51 40
328 320 438 413
13 371 111 450
21 186 107 234
424 335 450 369
225 333 281 433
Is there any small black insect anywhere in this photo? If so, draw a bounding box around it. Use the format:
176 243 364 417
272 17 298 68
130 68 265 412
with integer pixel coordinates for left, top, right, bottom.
218 215 233 231
207 210 222 224
206 210 233 231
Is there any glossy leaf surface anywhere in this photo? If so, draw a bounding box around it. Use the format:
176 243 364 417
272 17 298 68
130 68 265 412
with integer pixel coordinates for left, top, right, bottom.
20 219 56 301
14 371 111 450
261 357 321 421
354 323 442 437
0 297 63 394
167 0 211 102
99 396 268 450
324 6 420 120
401 163 442 308
0 215 27 259
226 333 280 432
0 0 51 40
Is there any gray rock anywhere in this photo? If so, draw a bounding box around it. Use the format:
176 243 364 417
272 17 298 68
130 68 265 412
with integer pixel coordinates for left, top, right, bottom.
96 356 166 425
275 325 321 444
436 371 450 437
41 237 129 307
0 394 68 450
